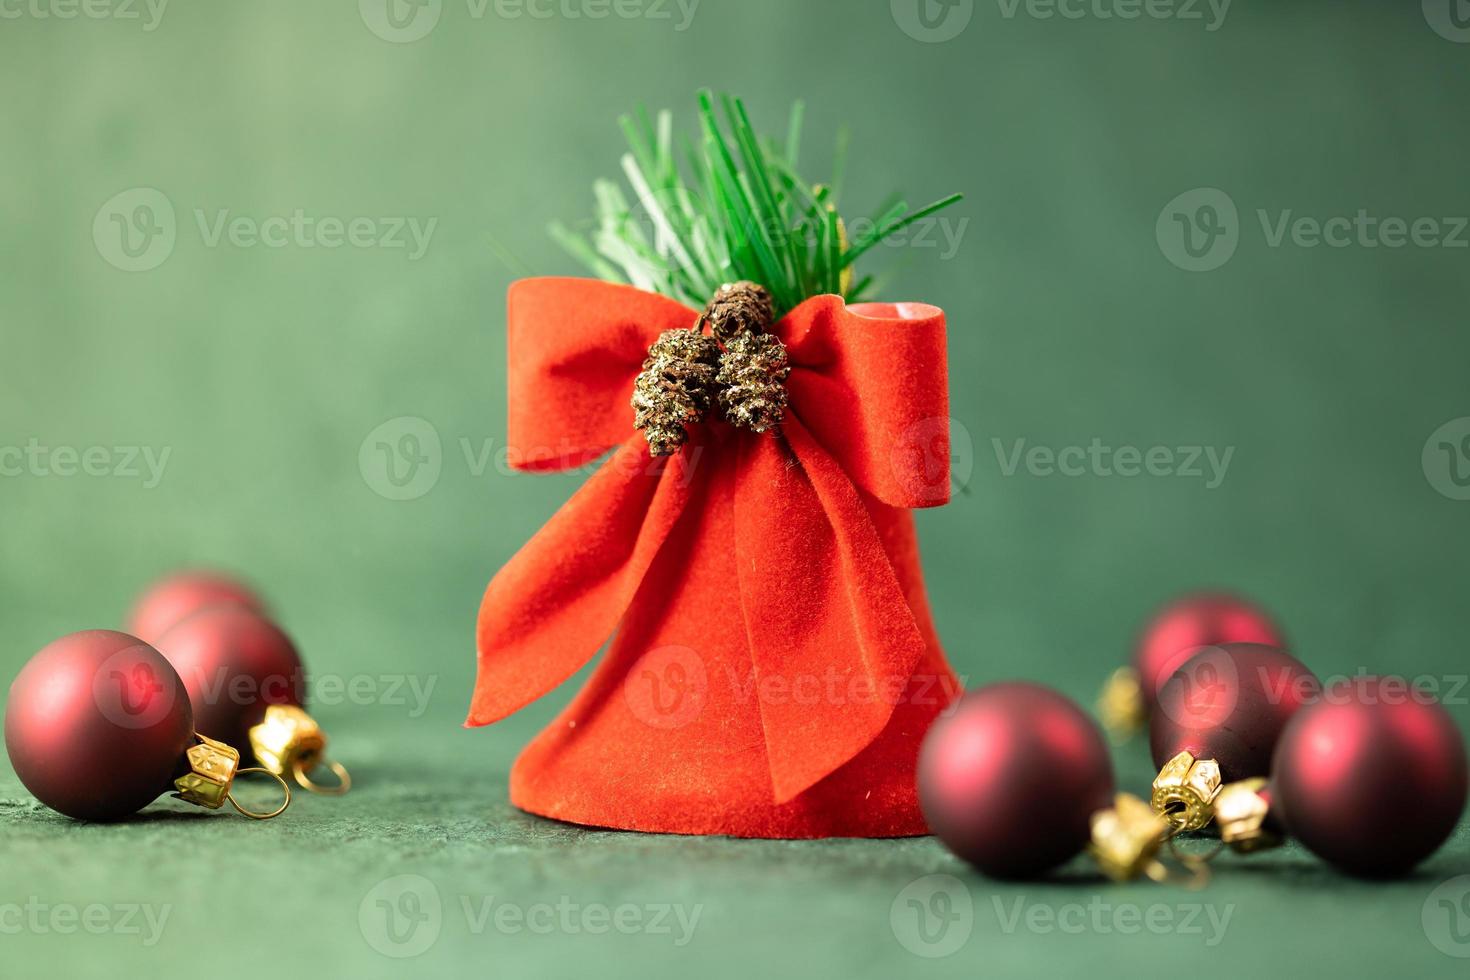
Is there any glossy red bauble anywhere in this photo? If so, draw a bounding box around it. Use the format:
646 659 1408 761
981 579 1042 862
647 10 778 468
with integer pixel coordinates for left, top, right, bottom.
153 607 306 754
4 630 194 821
1150 643 1318 781
1136 594 1283 712
918 682 1115 878
1273 677 1468 877
127 571 267 646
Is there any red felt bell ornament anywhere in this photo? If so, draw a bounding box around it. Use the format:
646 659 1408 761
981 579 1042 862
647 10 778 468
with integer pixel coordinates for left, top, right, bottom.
1217 677 1468 876
153 606 351 795
127 571 268 646
1100 592 1283 737
4 630 289 821
1148 643 1318 832
919 682 1178 881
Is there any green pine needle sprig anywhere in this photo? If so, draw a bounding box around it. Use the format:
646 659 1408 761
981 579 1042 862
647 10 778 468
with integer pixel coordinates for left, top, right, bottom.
549 90 963 317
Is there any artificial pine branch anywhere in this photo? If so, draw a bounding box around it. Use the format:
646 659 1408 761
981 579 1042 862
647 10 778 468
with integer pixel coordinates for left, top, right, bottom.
550 90 963 317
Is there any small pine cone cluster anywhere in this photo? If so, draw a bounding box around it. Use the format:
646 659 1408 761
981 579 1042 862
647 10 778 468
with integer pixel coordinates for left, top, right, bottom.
702 281 774 345
632 329 722 456
716 331 791 434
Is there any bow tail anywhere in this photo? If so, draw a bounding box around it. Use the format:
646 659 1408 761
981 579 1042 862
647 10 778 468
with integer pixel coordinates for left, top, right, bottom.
466 434 696 727
734 420 930 803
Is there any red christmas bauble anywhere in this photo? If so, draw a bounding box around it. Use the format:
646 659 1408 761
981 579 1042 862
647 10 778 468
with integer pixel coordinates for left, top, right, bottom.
1273 677 1468 877
153 607 306 753
1150 643 1318 781
1136 593 1283 713
4 630 194 821
918 682 1115 878
127 571 267 646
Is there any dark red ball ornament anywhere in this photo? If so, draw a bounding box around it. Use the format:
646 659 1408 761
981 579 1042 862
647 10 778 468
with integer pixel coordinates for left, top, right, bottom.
1149 643 1318 831
1272 677 1467 877
919 682 1116 878
154 606 306 752
153 607 349 794
1098 592 1283 736
1136 593 1283 713
128 571 267 646
5 631 195 821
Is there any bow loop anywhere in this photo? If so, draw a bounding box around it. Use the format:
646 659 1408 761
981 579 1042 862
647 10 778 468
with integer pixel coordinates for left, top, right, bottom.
506 279 699 471
778 296 951 508
468 434 698 726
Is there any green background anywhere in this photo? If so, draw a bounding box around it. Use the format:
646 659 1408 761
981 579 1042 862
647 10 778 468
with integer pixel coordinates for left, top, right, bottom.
3 0 1469 977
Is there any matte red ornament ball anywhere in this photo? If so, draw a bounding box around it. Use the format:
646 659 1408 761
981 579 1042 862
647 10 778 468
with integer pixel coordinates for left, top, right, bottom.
918 682 1115 879
153 606 306 754
1150 643 1318 780
1136 593 1283 712
4 630 194 821
127 571 267 646
1273 677 1468 877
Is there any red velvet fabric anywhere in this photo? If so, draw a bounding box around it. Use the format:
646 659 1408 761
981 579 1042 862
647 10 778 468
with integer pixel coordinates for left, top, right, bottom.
469 278 960 837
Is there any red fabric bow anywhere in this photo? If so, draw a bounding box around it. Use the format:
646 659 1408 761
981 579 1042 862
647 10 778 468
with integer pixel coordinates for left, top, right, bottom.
469 278 955 832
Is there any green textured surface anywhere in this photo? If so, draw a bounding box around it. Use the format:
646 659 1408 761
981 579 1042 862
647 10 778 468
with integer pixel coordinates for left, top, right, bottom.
3 0 1470 977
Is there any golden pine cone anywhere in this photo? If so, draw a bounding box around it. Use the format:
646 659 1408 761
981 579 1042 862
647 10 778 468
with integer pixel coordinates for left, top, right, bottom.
631 329 721 456
702 281 774 345
717 332 790 434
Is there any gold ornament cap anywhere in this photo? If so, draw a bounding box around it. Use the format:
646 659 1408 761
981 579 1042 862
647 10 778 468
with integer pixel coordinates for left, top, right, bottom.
1215 778 1283 853
173 732 240 810
249 705 351 795
172 732 290 819
1151 750 1223 832
1088 793 1170 882
1097 666 1147 737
